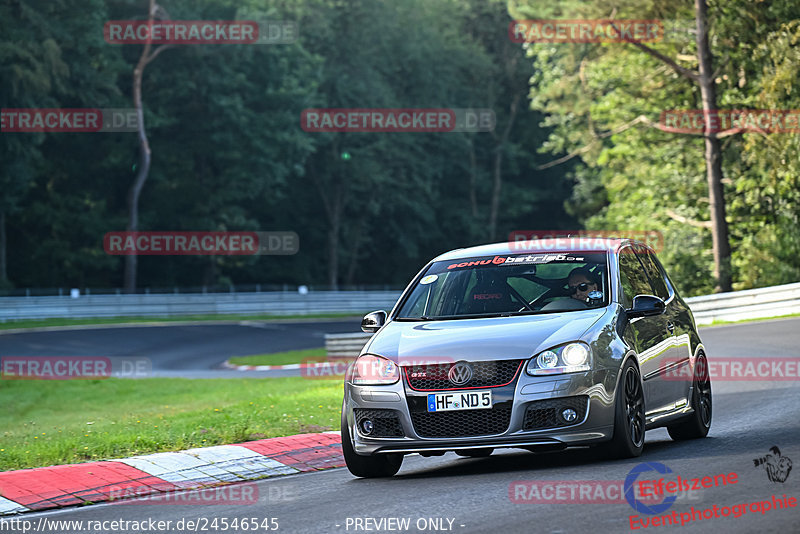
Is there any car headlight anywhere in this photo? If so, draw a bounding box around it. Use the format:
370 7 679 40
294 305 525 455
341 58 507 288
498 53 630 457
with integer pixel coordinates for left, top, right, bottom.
537 350 558 369
562 344 589 366
526 343 592 376
349 354 400 385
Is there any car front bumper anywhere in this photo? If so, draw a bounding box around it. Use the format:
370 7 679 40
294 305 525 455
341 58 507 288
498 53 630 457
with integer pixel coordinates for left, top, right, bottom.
344 366 619 455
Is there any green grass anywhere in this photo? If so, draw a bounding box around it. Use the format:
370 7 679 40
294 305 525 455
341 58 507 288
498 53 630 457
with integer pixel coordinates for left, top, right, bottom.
703 311 800 327
0 377 342 471
228 348 328 367
0 313 360 331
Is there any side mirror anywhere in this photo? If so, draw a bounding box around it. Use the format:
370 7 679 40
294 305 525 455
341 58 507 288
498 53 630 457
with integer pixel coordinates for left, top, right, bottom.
361 310 387 333
626 295 665 318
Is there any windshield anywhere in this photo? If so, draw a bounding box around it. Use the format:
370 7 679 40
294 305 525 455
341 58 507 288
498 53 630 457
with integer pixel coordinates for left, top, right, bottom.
395 252 608 320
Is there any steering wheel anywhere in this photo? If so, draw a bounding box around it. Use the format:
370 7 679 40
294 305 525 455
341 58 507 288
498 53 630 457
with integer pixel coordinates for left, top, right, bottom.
515 290 560 312
540 298 589 311
509 291 535 312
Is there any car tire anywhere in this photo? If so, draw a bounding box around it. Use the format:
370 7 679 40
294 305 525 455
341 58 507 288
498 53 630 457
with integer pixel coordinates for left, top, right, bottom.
341 409 403 478
455 448 494 458
667 353 712 440
599 359 645 459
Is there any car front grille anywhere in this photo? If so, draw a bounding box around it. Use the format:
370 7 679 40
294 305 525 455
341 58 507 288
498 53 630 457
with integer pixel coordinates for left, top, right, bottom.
410 402 512 438
404 360 523 391
522 396 589 431
354 409 404 437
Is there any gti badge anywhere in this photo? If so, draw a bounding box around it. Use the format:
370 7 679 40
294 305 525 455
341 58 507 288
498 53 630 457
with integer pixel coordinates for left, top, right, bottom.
448 361 473 386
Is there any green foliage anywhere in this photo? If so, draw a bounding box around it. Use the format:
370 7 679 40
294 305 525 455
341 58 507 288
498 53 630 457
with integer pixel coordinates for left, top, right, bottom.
3 0 797 292
511 0 800 295
729 19 800 288
3 0 573 290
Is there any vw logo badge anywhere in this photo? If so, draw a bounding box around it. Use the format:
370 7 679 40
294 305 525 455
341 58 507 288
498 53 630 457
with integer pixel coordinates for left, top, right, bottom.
448 361 473 386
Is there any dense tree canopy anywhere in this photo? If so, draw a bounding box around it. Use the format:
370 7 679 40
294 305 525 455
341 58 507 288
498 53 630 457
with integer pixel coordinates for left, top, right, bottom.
1 0 797 296
511 0 800 294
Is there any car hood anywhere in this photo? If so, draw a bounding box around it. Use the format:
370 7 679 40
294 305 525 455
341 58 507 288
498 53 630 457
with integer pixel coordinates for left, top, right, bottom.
363 309 608 363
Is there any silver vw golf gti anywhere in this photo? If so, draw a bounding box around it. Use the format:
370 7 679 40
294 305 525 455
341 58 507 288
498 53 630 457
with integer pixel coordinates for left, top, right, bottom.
342 238 712 477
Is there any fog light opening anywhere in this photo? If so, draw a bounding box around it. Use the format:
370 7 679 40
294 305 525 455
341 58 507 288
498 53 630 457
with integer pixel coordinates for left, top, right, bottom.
561 408 578 423
360 419 374 435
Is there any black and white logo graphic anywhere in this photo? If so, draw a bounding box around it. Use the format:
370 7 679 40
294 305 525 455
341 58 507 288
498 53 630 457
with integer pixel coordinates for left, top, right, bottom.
753 446 792 483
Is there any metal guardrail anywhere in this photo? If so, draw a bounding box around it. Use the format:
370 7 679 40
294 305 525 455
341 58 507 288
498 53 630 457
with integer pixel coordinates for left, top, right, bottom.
0 291 403 322
323 282 800 358
1 282 797 331
324 332 374 360
684 281 800 325
0 284 401 297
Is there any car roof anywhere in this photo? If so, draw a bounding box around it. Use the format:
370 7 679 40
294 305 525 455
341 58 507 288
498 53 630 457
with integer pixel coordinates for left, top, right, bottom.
432 238 647 262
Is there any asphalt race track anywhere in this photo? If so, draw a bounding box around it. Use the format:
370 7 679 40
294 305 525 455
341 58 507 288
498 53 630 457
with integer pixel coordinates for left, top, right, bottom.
5 317 800 533
0 319 361 378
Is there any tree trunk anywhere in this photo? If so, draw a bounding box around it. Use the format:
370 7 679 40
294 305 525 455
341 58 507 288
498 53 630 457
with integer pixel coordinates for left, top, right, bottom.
695 0 732 292
123 0 171 293
123 57 151 293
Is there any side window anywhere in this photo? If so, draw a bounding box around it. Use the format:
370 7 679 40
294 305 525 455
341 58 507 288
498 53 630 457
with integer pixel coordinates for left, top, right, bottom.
635 247 670 300
403 289 427 317
651 254 677 298
618 248 654 308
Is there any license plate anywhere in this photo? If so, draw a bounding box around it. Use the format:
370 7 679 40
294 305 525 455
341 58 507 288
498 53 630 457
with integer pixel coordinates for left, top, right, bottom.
427 390 492 412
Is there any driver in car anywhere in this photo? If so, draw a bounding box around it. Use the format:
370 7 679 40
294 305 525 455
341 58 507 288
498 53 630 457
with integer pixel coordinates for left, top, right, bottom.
567 267 600 303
